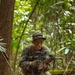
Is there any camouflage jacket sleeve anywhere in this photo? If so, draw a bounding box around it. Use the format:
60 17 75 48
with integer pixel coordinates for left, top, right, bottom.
19 46 31 69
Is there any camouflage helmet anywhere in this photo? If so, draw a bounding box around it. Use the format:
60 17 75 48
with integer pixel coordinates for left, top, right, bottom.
32 33 46 41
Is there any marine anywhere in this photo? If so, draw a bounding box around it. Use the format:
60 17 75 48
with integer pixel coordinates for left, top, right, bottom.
19 32 53 75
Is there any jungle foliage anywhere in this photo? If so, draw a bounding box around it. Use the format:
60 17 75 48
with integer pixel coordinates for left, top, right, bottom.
12 0 75 74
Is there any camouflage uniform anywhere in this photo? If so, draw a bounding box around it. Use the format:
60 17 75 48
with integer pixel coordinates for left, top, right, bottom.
19 45 51 75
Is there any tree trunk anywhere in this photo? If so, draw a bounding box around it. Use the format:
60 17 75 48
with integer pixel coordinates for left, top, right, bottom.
0 0 15 75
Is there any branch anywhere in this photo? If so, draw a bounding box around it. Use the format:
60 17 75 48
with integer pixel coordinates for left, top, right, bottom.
63 56 73 75
13 0 40 72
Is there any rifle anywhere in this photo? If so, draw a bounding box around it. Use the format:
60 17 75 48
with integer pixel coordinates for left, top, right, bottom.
26 50 55 63
26 51 63 75
26 51 63 70
26 50 55 71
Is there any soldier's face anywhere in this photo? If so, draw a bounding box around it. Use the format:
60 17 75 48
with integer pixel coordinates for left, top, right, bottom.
32 38 44 50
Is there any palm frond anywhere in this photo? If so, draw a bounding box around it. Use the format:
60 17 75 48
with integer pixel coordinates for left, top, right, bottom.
0 37 6 52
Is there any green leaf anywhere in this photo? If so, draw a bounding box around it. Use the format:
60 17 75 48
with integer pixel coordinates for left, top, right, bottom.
65 48 69 54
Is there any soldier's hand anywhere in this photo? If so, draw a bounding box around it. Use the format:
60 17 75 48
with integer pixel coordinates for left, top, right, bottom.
29 60 37 67
45 54 55 64
43 63 48 70
29 61 33 66
45 55 52 64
